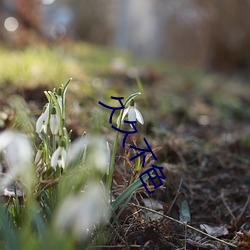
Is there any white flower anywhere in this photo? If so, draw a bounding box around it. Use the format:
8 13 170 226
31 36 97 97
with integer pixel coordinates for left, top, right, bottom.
36 104 50 133
50 106 60 135
51 145 67 169
0 130 33 190
91 137 110 173
54 182 109 240
120 99 144 125
67 135 110 173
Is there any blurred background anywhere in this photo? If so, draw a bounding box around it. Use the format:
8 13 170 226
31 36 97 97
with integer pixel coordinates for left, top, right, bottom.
0 2 250 249
2 0 250 135
1 0 250 73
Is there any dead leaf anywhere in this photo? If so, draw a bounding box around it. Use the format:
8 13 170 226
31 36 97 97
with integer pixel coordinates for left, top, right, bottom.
142 198 164 221
200 224 229 237
237 231 250 248
143 198 163 211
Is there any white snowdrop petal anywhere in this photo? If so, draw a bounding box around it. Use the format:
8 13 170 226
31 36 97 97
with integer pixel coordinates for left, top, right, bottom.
60 148 67 169
55 196 79 231
128 107 136 121
67 137 88 163
36 104 50 134
57 96 63 112
50 114 59 135
93 138 110 172
58 159 65 169
0 130 13 151
41 122 47 133
55 183 109 240
36 113 45 133
135 109 144 124
61 148 67 160
51 147 61 168
6 134 32 170
0 131 33 190
121 108 129 121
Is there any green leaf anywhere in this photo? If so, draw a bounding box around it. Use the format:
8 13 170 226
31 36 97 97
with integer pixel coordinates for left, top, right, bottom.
32 209 45 237
62 78 72 99
179 199 191 222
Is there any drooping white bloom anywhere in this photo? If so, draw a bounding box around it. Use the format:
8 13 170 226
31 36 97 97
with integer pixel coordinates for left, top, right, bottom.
51 145 67 169
91 137 110 173
54 182 109 240
120 99 144 125
36 103 50 133
50 106 59 135
67 135 110 173
0 130 33 190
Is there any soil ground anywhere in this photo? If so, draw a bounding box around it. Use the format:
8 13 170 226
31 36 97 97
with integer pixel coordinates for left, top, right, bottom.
1 48 250 249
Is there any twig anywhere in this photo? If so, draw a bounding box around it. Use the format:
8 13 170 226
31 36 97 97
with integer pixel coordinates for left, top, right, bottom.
34 179 60 198
89 245 141 248
233 192 250 227
129 203 237 249
221 190 236 221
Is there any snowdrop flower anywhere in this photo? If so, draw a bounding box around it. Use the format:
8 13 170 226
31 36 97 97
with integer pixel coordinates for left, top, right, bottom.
121 99 144 125
54 182 109 241
0 130 33 190
67 135 110 173
51 142 67 169
36 103 50 133
90 137 110 173
50 106 59 135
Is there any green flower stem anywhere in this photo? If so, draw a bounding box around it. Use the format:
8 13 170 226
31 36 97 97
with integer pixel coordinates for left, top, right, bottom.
63 127 70 150
52 134 56 152
44 138 50 164
106 129 120 196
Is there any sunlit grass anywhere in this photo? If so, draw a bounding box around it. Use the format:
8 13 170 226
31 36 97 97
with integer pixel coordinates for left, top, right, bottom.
0 42 207 87
0 44 85 86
